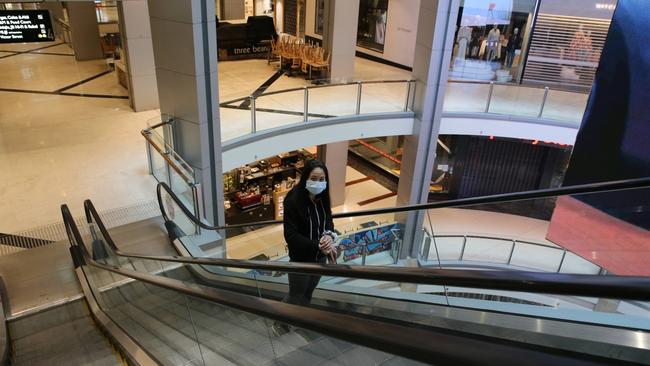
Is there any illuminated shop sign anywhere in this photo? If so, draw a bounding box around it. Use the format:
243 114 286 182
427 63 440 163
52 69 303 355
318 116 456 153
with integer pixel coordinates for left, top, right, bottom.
595 3 616 10
0 10 54 44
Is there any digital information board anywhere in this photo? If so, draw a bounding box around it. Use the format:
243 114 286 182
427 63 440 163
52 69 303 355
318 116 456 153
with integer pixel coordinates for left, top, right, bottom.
0 10 55 44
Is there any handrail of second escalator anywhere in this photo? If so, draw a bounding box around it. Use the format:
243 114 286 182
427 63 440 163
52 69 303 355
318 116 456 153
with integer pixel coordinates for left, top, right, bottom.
157 177 650 230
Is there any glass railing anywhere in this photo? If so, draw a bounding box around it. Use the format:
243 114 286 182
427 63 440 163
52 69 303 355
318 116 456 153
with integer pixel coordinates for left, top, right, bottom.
420 232 604 275
443 80 589 125
142 116 203 221
218 79 415 141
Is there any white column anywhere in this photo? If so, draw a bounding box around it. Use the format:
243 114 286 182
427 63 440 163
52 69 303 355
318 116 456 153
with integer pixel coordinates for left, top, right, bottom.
396 0 460 258
322 0 359 80
148 0 224 226
118 0 159 111
318 141 349 207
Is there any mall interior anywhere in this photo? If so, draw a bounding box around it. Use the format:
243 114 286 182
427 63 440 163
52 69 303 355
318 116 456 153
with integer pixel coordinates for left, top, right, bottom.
0 0 649 365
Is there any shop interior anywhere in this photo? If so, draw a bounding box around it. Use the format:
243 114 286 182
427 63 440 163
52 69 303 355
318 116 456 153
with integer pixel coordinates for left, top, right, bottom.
449 0 616 91
449 0 536 83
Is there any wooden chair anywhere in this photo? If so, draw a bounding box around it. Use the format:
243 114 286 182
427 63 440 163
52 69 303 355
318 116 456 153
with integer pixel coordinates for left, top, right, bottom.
267 37 282 65
306 49 330 80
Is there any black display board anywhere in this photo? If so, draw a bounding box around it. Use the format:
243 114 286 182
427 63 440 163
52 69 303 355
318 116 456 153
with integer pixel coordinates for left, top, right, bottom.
0 10 54 44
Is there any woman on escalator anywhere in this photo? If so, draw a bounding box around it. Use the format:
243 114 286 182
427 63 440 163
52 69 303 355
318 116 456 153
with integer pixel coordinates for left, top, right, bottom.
272 159 338 335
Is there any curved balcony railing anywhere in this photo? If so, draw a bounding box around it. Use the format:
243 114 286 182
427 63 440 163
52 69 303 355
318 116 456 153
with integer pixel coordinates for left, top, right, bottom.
217 79 589 142
420 231 604 275
219 79 416 141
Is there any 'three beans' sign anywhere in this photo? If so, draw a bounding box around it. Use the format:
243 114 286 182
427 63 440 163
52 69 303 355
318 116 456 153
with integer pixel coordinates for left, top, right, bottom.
0 10 54 44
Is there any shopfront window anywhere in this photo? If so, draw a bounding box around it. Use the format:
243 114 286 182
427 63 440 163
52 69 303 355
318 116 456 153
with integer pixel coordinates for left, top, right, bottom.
357 0 388 53
254 0 274 17
314 0 324 35
522 0 616 91
449 0 536 83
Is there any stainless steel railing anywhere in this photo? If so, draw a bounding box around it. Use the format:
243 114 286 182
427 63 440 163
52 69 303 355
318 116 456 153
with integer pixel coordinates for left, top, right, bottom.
142 116 203 224
220 79 416 135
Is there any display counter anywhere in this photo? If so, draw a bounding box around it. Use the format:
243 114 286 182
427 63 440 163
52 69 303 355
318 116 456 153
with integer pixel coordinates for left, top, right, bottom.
223 150 313 233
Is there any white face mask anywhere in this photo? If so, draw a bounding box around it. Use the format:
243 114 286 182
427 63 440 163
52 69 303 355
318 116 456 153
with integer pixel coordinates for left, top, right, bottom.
305 180 327 195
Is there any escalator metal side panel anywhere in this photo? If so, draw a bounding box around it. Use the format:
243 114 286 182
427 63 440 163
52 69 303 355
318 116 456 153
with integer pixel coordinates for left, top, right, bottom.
0 276 8 366
75 266 158 366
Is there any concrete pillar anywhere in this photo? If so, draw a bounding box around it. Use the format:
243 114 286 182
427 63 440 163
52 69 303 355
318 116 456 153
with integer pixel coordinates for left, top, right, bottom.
318 141 348 207
117 1 159 111
395 0 460 258
66 2 103 61
386 136 399 154
39 2 64 39
322 0 359 81
148 0 224 227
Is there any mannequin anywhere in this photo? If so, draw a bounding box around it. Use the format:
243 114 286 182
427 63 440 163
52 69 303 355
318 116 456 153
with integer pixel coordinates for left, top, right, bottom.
456 23 472 61
375 10 387 45
486 26 500 61
505 28 521 68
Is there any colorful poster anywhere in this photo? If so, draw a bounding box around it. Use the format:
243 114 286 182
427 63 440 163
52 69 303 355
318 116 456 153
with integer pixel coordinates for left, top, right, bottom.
337 223 398 262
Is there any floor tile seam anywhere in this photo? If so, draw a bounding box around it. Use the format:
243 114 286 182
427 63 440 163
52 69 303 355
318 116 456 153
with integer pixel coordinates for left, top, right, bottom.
54 69 117 93
0 51 74 59
0 42 66 58
219 103 335 119
0 87 128 99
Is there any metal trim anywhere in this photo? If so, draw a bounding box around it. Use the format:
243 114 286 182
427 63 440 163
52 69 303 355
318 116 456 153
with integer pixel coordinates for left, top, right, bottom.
222 112 414 151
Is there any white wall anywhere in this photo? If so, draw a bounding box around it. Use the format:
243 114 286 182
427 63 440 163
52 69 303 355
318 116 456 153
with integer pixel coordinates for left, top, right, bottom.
305 0 420 68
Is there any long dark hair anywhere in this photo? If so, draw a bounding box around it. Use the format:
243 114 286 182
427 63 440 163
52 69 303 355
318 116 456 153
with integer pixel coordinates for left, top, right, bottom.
293 159 332 210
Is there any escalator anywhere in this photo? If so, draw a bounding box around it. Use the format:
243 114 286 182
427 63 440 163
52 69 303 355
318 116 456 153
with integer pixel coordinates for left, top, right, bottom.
5 179 650 365
70 178 650 365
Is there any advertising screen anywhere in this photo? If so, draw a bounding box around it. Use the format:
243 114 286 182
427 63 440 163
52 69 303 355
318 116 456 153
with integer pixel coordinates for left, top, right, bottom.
0 10 54 44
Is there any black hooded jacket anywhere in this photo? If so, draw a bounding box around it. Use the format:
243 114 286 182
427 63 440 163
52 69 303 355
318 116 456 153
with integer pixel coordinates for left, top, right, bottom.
283 187 334 262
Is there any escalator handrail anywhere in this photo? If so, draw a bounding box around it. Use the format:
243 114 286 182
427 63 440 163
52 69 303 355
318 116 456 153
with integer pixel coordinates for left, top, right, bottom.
157 177 650 230
71 241 622 366
83 198 650 301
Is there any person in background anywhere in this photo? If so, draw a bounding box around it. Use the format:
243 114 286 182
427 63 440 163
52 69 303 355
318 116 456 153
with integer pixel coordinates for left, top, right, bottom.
272 159 338 335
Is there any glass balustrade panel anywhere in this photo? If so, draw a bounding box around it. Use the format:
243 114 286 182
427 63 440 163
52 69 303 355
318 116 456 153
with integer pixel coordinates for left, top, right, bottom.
254 89 306 132
359 81 409 115
307 83 358 119
442 82 491 113
488 84 545 117
541 89 589 125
